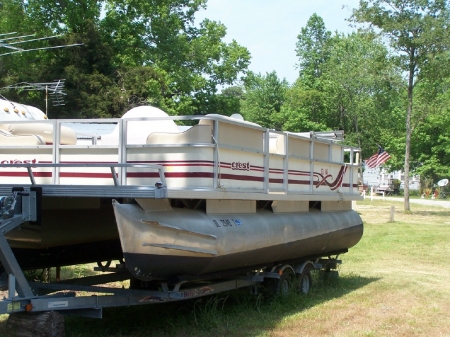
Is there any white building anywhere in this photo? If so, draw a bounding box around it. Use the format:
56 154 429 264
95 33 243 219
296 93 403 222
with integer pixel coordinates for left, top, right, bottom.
362 166 420 190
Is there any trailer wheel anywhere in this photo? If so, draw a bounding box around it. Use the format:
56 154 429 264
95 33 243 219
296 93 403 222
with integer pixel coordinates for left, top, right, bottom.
277 272 291 296
297 267 312 294
264 270 293 297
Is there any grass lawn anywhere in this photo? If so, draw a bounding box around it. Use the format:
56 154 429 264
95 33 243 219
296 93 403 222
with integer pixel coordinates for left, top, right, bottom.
1 199 450 336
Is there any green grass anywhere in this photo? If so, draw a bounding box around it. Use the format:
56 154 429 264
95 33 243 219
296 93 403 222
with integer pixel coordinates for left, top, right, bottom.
2 199 450 336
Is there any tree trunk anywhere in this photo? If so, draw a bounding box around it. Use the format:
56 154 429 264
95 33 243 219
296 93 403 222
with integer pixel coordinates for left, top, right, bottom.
404 55 415 212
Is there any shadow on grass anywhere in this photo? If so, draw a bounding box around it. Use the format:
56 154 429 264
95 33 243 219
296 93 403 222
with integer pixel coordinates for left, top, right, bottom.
58 273 378 337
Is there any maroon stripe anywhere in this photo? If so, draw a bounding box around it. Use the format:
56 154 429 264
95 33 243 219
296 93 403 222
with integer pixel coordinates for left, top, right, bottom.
127 172 213 179
60 172 115 178
58 161 119 164
269 178 284 184
288 179 310 185
127 160 213 164
0 172 52 177
219 173 263 182
162 163 214 167
130 172 264 182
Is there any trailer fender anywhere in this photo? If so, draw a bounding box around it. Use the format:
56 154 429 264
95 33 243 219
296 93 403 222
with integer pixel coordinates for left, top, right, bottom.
293 261 315 275
276 264 295 276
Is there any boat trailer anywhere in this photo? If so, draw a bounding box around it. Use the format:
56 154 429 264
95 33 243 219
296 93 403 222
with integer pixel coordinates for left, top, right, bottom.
0 187 341 336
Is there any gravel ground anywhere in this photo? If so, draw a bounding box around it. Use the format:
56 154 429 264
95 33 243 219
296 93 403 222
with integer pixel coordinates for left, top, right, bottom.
363 195 450 208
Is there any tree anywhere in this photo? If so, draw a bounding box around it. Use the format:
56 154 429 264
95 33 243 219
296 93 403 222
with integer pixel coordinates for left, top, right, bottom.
352 0 450 211
410 76 450 180
277 81 329 132
320 32 403 156
240 71 288 129
101 1 250 115
294 24 403 157
296 13 331 80
0 0 251 118
205 86 244 116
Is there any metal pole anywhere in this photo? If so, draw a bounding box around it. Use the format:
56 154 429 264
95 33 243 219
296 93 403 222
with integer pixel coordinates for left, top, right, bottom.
45 85 48 116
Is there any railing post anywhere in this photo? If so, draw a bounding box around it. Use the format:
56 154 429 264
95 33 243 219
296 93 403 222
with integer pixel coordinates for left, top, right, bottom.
213 119 219 189
263 130 269 193
309 140 314 193
349 149 354 195
118 119 127 186
52 119 61 185
283 134 289 193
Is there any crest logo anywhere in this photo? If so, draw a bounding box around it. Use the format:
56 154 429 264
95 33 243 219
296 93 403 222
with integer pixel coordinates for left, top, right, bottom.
0 159 37 164
231 162 250 171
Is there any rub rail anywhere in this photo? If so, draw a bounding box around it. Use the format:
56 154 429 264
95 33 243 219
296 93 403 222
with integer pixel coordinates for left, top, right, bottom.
0 163 166 187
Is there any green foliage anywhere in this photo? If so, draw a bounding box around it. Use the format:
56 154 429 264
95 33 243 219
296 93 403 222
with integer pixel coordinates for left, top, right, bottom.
293 16 404 157
100 1 250 115
240 71 288 129
206 86 243 116
296 13 331 81
0 0 250 117
411 78 450 179
277 81 329 132
320 32 403 152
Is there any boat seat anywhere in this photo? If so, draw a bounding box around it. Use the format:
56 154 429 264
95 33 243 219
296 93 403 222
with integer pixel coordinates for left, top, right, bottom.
0 123 77 145
146 125 212 144
101 106 180 145
0 129 45 145
199 114 264 151
269 133 286 155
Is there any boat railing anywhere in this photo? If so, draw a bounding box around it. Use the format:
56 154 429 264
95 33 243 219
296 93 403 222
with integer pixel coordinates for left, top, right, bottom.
0 162 165 186
0 115 362 199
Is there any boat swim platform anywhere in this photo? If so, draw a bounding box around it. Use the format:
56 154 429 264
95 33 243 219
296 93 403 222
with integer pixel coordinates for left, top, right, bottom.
0 114 362 202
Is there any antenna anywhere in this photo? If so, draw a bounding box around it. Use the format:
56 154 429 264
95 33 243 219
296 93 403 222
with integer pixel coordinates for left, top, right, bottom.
0 32 82 57
1 80 67 115
437 179 449 187
0 32 81 115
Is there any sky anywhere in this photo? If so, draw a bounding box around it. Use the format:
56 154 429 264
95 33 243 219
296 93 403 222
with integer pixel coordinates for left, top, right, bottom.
195 0 361 84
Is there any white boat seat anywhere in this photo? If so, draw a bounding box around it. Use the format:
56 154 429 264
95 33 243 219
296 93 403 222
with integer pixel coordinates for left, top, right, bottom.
1 123 77 145
269 133 286 155
199 114 264 151
146 125 212 144
0 129 45 145
101 106 179 145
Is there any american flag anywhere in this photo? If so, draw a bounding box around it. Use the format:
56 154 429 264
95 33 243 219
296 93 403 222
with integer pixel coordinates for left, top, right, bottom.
365 146 391 168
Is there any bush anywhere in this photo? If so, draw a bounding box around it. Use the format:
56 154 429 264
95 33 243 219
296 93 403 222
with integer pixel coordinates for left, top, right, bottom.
398 189 420 197
409 189 420 197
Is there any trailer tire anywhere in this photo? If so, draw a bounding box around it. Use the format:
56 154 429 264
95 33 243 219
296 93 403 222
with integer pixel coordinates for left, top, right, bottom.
264 270 293 297
297 267 312 295
277 272 291 296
